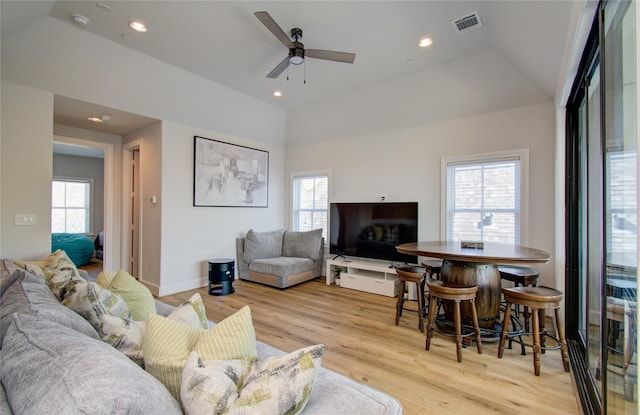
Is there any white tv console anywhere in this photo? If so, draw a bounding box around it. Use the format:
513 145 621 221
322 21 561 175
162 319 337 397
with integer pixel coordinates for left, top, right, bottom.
326 258 400 297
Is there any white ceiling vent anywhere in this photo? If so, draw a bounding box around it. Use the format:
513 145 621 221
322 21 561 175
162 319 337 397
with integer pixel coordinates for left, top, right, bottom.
452 11 483 35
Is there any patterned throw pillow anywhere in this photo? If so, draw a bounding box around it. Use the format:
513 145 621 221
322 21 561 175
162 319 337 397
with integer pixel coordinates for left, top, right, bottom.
168 293 208 329
181 353 252 414
99 295 208 367
181 344 325 415
105 270 156 321
62 281 131 331
100 314 147 366
9 250 86 300
144 305 257 400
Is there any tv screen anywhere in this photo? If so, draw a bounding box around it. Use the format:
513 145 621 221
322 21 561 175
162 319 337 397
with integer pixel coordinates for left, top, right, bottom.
329 202 418 264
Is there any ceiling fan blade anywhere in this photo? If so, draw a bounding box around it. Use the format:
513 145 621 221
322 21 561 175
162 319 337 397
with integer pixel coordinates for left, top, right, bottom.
254 11 293 48
305 49 356 64
266 56 290 78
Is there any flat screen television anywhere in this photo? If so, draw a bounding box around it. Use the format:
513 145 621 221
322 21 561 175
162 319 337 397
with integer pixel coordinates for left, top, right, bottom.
329 202 418 264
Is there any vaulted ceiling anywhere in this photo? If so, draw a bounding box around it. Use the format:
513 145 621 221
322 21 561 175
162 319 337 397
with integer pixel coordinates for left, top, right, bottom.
2 1 585 137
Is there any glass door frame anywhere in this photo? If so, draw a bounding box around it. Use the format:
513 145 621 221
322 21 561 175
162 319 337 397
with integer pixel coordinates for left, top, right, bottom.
565 10 603 411
565 1 638 413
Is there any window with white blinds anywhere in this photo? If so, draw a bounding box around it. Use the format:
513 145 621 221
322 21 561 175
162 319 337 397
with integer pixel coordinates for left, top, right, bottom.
291 172 329 240
442 150 528 245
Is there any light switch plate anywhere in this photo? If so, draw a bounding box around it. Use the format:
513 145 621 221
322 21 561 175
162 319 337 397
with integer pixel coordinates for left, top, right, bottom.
15 214 37 226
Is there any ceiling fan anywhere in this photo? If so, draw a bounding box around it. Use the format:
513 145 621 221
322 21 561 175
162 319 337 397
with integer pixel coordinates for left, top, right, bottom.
254 11 356 79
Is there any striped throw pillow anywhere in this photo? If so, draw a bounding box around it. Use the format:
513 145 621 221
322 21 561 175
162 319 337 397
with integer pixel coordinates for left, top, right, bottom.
96 269 113 289
143 305 257 401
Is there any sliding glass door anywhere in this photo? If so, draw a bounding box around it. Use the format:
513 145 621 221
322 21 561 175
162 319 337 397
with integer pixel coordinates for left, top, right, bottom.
566 1 637 414
602 1 637 412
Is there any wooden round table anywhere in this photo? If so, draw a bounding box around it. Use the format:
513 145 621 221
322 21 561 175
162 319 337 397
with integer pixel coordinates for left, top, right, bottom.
396 241 551 332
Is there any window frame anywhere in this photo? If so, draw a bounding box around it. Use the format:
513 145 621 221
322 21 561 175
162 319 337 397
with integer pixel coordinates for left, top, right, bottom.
440 149 529 245
51 176 94 234
290 170 330 240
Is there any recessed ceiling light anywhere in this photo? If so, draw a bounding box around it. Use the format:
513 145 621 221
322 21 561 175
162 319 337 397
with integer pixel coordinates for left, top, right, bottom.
129 21 147 33
273 91 283 97
71 14 90 27
88 114 111 123
418 37 433 48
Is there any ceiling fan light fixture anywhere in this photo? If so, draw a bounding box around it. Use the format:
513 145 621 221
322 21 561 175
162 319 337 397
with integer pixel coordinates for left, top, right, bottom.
289 55 304 65
289 44 305 65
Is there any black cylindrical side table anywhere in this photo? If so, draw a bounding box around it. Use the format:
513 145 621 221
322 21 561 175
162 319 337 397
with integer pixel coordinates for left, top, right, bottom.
208 258 235 296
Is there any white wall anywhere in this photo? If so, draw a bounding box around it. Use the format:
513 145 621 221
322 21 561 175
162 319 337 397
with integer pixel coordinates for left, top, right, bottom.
1 17 286 295
1 81 53 260
286 102 558 287
157 121 285 296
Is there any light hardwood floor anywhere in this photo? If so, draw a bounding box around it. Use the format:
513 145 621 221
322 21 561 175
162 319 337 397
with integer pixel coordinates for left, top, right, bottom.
155 277 580 415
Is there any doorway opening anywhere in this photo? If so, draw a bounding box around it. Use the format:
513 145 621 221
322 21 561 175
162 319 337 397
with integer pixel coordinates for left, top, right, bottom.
52 136 116 272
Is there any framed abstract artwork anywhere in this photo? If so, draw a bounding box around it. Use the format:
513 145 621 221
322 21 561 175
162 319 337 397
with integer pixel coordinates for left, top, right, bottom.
193 136 269 207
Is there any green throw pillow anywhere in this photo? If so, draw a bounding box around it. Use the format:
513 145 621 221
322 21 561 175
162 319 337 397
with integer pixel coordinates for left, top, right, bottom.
96 269 114 289
180 344 325 415
144 305 257 401
107 270 156 321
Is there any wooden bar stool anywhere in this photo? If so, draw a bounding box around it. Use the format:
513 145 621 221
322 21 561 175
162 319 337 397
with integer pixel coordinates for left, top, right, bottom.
395 265 426 332
498 265 539 287
498 286 570 376
421 259 443 280
499 265 539 352
425 279 482 362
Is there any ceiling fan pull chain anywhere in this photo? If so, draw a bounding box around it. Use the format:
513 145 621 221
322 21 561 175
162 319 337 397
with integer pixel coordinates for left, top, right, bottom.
304 60 307 84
